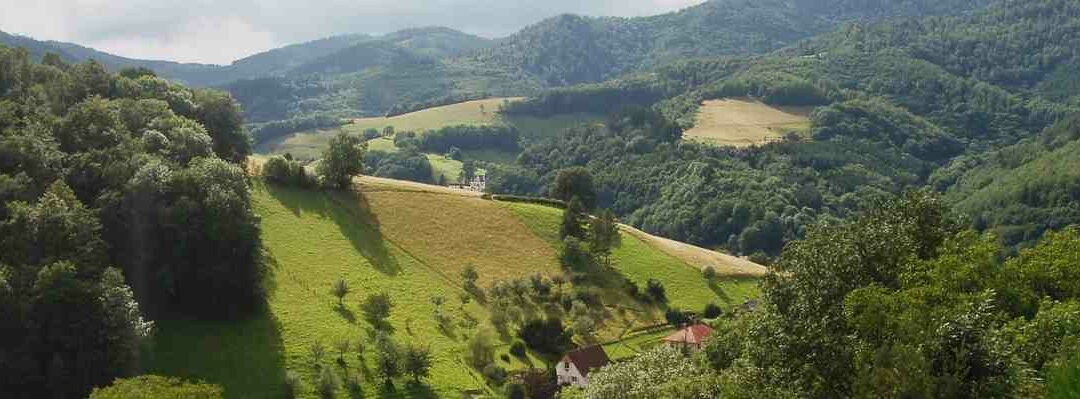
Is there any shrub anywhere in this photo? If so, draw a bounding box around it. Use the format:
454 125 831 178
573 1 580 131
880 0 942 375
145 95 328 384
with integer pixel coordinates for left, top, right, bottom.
646 279 667 303
665 308 692 327
89 376 222 399
468 329 496 368
509 340 527 358
506 382 528 399
263 155 315 187
483 363 508 385
283 371 301 399
362 293 394 327
310 340 326 365
703 266 717 280
704 303 724 319
518 318 573 356
317 368 338 399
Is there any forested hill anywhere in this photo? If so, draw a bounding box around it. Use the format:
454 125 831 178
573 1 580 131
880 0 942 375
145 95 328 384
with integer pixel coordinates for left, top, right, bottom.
490 0 1080 258
470 0 993 86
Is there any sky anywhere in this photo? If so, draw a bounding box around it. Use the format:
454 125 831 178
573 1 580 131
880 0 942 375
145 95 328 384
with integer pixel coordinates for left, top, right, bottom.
0 0 703 65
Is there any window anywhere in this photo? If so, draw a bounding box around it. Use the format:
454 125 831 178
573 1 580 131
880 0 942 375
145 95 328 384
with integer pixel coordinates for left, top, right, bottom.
563 361 570 370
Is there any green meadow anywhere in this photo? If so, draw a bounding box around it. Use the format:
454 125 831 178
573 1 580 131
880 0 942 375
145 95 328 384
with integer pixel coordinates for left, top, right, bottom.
146 180 759 398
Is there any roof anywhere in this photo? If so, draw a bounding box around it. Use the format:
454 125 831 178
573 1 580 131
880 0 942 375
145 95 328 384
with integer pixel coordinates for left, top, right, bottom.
662 324 715 345
560 346 610 377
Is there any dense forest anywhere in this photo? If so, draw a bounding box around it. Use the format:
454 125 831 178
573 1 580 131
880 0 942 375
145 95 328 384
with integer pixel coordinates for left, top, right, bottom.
0 47 263 397
490 0 1080 257
561 193 1080 398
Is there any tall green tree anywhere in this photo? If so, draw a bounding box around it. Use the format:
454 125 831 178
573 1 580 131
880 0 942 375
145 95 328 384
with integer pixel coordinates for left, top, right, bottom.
317 132 366 189
551 167 596 209
588 209 618 265
560 197 588 240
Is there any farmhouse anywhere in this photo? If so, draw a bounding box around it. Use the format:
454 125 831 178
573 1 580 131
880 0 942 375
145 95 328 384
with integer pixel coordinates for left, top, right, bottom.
556 346 611 388
661 323 714 351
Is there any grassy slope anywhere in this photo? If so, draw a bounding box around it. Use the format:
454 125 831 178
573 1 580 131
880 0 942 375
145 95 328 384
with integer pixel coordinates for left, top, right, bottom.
683 98 812 147
148 177 761 398
503 202 760 312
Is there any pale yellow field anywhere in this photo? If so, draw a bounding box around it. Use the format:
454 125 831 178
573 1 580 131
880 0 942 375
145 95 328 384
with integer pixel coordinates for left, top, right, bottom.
619 224 768 278
684 98 813 147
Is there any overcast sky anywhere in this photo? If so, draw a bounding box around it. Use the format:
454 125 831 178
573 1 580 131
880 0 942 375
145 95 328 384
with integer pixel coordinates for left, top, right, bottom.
0 0 703 65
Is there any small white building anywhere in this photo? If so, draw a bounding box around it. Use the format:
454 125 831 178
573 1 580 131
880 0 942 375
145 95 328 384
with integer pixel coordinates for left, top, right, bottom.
556 346 611 388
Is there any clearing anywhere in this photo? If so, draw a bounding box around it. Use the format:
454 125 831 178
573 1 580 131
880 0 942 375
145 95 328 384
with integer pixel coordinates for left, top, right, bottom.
147 175 763 398
683 98 813 147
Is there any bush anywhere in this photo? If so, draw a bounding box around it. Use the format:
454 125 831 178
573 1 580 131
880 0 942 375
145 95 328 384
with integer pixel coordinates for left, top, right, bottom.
646 279 667 303
518 318 573 356
317 368 338 399
703 303 724 319
665 308 692 327
361 293 394 327
263 155 315 188
509 340 527 358
483 363 508 385
89 376 223 399
506 382 528 399
488 194 567 209
283 371 301 399
468 329 496 368
702 266 717 280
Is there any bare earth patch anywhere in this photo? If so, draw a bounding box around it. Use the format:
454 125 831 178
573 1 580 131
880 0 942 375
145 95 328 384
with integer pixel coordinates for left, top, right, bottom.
684 98 813 147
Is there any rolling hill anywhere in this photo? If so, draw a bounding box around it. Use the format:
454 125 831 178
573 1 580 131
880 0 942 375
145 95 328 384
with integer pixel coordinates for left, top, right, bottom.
146 172 764 398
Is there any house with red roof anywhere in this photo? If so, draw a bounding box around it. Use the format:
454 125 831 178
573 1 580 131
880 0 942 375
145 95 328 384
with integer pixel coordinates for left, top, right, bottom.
661 323 714 351
556 345 611 388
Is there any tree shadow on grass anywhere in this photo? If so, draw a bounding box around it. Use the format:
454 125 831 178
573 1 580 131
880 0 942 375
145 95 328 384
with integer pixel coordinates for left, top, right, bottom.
265 183 400 276
335 305 357 324
707 280 734 304
147 306 287 398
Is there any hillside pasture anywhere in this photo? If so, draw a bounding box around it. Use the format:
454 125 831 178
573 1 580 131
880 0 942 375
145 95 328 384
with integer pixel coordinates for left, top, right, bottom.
147 175 763 398
683 98 812 147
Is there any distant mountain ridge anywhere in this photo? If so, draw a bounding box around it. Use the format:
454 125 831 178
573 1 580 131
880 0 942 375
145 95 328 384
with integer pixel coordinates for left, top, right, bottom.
0 0 994 120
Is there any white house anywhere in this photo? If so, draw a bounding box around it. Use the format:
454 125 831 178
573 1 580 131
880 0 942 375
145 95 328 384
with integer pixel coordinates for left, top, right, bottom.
556 346 611 388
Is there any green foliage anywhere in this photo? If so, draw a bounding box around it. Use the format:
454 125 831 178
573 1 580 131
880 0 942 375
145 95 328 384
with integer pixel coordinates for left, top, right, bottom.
331 277 349 306
467 328 496 368
560 197 588 240
416 124 520 153
317 132 366 189
551 168 596 209
575 345 701 398
402 345 434 382
363 148 434 183
361 292 394 328
89 376 223 399
518 318 573 357
263 155 315 187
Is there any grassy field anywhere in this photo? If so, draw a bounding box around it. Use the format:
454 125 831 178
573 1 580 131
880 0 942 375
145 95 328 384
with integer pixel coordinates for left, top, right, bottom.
502 202 760 312
146 176 762 398
257 98 600 162
683 98 813 147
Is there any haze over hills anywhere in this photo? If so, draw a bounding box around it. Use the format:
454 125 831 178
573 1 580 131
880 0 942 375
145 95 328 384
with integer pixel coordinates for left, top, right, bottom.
1 0 993 122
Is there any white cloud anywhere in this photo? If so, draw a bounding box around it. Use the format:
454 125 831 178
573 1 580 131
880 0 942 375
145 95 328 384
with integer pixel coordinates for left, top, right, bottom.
0 0 705 64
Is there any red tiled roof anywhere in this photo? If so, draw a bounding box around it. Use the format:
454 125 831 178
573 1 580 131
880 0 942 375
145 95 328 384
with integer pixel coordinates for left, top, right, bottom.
661 324 714 345
560 346 610 377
